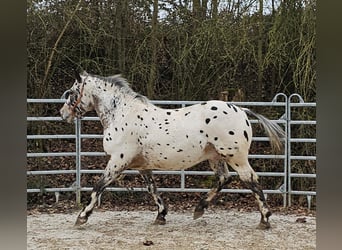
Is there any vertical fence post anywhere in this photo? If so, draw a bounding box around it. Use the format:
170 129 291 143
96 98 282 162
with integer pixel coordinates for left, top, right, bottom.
286 96 291 207
272 93 288 207
180 103 186 191
75 117 82 205
287 94 305 206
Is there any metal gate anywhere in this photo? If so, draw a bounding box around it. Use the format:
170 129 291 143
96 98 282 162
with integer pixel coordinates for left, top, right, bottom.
27 94 316 207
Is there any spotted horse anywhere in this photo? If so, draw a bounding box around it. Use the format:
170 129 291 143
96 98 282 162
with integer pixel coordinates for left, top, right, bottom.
60 71 285 229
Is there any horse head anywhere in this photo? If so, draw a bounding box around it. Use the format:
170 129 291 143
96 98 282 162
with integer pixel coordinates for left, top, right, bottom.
60 71 93 123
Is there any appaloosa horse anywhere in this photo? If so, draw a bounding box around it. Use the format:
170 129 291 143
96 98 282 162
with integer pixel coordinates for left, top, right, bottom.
60 71 285 229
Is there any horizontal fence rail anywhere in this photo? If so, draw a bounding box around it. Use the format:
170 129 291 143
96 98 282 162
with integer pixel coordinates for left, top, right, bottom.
27 94 316 208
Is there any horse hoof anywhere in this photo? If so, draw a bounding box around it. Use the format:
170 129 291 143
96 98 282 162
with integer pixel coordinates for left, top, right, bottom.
266 211 272 219
193 210 205 220
257 221 271 230
153 218 166 225
75 216 88 226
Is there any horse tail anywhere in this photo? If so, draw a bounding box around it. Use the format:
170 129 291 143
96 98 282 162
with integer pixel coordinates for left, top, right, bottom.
242 108 285 153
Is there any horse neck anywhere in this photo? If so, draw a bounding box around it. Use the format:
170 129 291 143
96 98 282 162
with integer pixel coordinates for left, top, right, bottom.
89 84 137 129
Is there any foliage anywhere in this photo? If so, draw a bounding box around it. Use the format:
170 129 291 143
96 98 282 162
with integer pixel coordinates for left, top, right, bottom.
27 0 316 102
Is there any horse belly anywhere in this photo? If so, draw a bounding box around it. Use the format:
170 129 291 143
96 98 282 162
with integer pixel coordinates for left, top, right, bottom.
145 146 207 170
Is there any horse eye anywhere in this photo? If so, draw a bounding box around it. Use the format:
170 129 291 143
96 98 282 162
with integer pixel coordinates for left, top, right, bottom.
61 90 72 100
65 91 71 99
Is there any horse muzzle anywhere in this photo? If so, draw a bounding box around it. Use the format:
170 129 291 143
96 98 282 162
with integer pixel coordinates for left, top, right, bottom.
60 104 75 123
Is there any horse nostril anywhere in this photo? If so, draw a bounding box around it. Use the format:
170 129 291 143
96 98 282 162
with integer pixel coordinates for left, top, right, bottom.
60 111 66 120
60 106 69 121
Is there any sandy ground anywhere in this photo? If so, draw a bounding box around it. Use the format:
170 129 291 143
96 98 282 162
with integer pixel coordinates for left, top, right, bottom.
27 208 316 250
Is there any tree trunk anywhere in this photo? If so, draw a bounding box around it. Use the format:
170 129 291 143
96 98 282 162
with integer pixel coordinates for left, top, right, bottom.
201 0 208 19
116 1 127 73
211 0 218 19
147 0 158 98
257 0 264 98
193 0 201 19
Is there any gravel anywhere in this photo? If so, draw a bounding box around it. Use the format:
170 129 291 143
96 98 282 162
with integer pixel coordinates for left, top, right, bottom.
27 208 316 249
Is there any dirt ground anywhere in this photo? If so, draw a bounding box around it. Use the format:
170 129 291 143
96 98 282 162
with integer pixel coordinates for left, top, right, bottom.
27 207 316 250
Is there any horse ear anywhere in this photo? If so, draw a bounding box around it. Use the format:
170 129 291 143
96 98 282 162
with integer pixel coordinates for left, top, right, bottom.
75 71 82 83
81 70 89 76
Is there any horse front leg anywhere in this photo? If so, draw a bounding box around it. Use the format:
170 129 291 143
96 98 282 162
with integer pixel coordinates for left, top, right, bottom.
140 170 168 225
75 159 122 226
194 160 232 219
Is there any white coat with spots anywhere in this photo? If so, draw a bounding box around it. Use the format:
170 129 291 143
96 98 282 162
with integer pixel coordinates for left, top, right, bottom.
60 71 285 229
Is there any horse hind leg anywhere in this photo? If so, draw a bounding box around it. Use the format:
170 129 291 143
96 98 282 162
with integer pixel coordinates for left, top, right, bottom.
140 170 168 225
229 159 272 229
193 160 232 220
244 177 272 229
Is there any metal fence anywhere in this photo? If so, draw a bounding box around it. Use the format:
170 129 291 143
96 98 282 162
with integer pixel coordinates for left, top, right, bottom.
27 94 316 208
